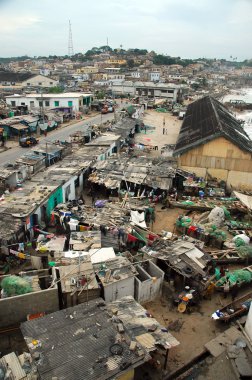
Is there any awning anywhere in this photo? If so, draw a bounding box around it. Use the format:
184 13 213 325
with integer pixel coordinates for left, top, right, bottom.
10 124 28 131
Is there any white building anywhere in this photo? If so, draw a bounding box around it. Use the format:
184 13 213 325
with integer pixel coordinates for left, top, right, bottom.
149 72 160 82
131 71 141 79
22 74 58 88
111 81 181 102
6 92 93 112
39 69 51 77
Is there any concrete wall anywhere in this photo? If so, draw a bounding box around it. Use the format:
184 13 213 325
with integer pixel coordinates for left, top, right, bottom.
0 288 59 328
103 277 135 302
135 261 164 304
5 172 18 189
245 304 252 341
62 176 77 203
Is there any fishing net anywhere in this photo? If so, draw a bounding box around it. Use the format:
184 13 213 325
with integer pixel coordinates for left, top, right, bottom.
237 246 252 258
181 201 195 206
1 275 32 297
206 225 227 240
235 237 246 247
221 206 231 220
216 269 252 287
176 216 191 227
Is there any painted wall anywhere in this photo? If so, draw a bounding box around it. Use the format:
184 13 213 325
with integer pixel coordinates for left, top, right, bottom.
0 288 59 328
6 95 91 112
117 369 134 380
178 137 252 189
46 187 63 218
62 176 77 203
103 277 135 302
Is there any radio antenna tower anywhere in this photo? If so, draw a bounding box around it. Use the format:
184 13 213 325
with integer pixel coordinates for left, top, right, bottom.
68 20 74 57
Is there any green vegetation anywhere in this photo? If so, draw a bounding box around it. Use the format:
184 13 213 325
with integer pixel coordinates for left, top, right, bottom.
48 86 64 94
95 90 106 99
0 49 251 70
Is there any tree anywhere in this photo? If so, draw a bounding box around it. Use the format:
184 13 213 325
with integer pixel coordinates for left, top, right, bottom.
96 90 105 99
127 59 135 68
48 86 64 94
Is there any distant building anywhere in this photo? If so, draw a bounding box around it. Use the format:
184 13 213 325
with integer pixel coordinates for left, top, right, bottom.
105 58 127 66
149 71 160 82
0 70 58 89
173 96 252 190
6 92 93 112
76 66 98 74
22 74 58 88
112 81 181 102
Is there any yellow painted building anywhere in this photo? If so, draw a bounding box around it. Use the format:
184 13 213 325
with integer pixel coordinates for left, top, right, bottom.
105 58 127 66
174 96 252 190
76 66 98 74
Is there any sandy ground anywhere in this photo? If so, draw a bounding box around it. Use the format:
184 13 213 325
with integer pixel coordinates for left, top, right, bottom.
140 203 247 378
152 205 186 234
143 294 226 373
135 110 182 156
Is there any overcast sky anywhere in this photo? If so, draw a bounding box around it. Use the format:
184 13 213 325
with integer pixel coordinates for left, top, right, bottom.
1 0 251 59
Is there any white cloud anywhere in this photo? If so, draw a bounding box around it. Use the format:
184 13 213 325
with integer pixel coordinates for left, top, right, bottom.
228 0 252 25
0 14 41 33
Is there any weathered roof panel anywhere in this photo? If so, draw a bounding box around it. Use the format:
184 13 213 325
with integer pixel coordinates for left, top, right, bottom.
174 96 252 155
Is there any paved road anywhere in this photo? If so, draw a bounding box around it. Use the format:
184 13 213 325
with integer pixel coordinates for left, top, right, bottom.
0 111 117 166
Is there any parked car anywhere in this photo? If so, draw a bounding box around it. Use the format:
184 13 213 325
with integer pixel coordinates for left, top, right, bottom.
19 136 39 147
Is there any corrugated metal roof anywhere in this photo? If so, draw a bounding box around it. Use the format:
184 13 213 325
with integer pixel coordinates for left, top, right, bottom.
21 299 146 380
174 96 252 155
0 352 26 380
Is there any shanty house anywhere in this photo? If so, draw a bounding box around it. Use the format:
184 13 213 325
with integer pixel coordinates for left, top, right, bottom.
173 96 252 190
135 261 164 304
21 297 179 380
94 257 137 302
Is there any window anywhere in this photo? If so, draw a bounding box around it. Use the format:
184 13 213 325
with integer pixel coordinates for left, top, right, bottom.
45 101 50 107
30 101 35 107
21 102 25 106
38 82 42 85
11 101 16 106
27 82 30 86
68 101 73 107
50 82 53 85
39 101 43 107
54 101 59 107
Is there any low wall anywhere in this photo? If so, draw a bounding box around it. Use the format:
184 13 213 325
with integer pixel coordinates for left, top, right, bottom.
0 288 59 328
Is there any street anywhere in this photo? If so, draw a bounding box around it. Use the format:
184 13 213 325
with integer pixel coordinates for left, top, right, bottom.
0 111 117 166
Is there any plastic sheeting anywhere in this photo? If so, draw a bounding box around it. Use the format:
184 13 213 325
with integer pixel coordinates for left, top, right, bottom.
130 210 147 228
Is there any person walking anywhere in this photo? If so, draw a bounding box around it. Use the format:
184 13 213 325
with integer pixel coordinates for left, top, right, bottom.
223 280 230 298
